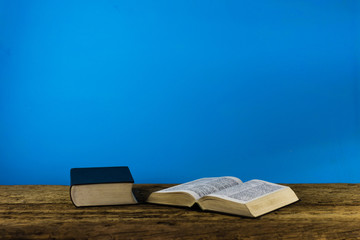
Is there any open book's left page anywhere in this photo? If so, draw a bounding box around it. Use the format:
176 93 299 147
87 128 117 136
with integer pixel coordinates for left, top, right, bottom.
156 177 243 200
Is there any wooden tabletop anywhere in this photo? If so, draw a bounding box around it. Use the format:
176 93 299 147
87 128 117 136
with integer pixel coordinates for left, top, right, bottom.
1 184 360 240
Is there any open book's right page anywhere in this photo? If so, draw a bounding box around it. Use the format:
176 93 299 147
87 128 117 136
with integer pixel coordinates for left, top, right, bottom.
206 180 287 204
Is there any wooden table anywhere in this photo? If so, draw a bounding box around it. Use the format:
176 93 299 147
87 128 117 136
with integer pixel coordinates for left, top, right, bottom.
1 184 360 239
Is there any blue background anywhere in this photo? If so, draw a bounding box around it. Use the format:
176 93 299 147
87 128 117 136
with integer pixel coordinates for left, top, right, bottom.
0 0 359 185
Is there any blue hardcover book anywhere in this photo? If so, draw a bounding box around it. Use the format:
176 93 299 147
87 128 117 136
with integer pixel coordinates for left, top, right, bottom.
70 166 137 207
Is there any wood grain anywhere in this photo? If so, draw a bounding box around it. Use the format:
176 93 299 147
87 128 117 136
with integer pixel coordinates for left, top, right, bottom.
1 184 360 239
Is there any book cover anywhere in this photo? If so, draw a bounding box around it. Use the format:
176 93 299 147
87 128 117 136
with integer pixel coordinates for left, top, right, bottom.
70 166 134 186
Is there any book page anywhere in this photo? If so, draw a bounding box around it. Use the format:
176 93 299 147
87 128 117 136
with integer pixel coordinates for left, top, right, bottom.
207 180 286 203
157 177 242 200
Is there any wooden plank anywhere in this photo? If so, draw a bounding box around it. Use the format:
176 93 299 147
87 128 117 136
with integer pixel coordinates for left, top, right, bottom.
0 184 360 239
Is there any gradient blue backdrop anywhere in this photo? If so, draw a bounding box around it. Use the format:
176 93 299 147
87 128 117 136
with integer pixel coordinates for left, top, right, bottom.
0 0 359 184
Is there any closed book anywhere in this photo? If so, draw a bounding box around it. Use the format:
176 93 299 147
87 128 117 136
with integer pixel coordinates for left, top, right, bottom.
70 166 137 207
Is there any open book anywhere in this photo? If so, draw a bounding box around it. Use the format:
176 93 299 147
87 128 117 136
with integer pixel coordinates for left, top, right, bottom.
147 177 299 217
